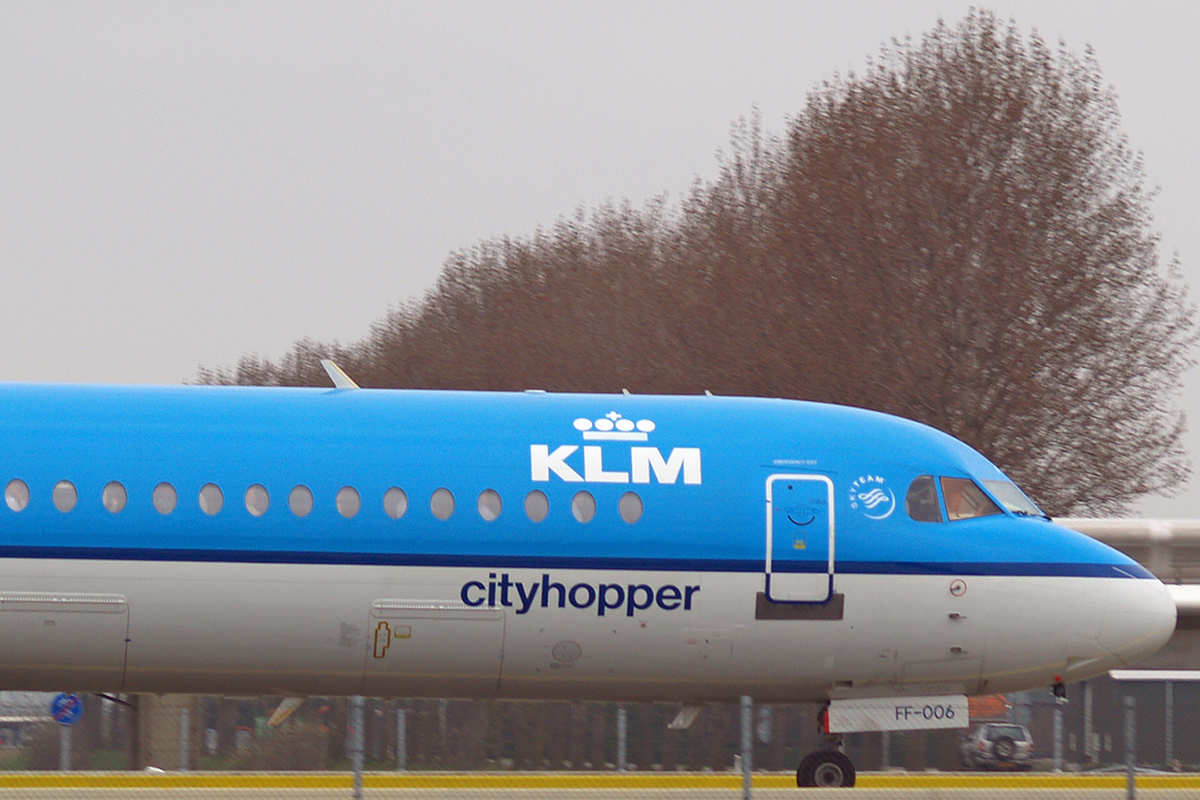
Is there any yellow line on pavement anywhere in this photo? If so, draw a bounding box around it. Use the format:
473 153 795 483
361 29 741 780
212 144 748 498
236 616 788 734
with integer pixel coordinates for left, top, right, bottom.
0 770 1198 790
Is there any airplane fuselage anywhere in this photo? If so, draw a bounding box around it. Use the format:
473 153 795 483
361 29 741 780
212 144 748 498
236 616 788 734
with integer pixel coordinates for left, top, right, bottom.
0 384 1176 702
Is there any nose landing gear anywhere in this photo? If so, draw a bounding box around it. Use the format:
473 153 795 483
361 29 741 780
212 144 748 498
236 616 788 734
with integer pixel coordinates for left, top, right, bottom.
797 710 856 788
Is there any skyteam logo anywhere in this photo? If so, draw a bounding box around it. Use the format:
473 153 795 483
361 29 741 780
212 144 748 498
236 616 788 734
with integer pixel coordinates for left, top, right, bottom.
848 475 896 520
531 413 701 485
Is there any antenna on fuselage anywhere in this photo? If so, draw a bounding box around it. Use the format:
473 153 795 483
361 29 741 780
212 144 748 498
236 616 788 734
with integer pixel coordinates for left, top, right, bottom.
320 359 360 390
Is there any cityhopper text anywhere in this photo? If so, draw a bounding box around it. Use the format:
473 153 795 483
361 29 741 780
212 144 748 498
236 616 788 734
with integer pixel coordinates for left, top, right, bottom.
460 572 700 617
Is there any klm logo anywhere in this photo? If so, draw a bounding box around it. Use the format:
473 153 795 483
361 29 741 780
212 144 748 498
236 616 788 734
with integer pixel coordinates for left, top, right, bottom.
530 413 701 485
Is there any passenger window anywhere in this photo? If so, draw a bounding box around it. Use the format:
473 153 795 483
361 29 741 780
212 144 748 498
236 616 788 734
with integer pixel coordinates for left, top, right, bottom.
431 488 455 520
289 485 314 517
618 492 643 524
199 483 223 516
383 487 408 519
245 484 269 517
153 482 177 515
336 486 361 519
941 477 1002 521
477 489 502 522
102 481 127 514
524 490 549 523
905 476 942 522
571 491 596 523
5 479 29 512
53 480 77 513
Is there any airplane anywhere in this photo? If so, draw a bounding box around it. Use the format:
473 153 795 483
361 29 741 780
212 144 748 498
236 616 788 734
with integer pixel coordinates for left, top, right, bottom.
0 366 1177 787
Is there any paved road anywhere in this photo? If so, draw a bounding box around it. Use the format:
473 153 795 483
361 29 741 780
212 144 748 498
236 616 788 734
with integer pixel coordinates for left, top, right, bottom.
0 772 1196 798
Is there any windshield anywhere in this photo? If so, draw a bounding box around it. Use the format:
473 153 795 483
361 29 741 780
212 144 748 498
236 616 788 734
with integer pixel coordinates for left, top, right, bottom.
982 480 1046 518
940 477 1002 521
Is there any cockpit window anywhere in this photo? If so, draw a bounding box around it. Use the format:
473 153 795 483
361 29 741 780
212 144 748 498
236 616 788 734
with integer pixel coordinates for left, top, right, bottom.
982 480 1046 518
905 475 943 522
941 477 1002 521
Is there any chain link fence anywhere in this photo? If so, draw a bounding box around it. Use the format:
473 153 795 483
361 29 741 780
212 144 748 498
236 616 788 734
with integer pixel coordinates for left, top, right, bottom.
2 679 1199 798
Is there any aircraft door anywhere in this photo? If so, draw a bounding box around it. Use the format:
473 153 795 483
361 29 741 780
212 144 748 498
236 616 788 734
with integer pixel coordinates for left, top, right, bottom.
766 474 835 603
363 601 505 697
0 592 129 688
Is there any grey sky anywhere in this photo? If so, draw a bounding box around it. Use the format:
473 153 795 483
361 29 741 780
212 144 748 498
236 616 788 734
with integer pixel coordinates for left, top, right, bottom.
1 2 1197 515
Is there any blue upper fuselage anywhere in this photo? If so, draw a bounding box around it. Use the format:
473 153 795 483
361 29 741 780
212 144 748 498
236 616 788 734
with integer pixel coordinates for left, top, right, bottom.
0 383 1147 579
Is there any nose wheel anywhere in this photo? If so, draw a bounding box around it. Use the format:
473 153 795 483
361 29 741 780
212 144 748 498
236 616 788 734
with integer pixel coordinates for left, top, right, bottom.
796 749 856 788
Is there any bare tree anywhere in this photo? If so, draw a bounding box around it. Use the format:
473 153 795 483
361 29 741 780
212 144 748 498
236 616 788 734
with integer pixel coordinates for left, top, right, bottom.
196 338 362 387
201 10 1192 514
746 10 1193 513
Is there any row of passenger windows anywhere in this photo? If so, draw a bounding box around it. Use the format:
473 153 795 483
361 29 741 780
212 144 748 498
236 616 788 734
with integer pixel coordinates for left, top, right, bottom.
2 479 646 525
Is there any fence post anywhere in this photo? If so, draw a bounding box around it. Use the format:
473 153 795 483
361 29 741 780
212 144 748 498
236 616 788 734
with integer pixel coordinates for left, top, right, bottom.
58 725 70 771
1053 699 1063 772
438 698 448 749
1165 681 1174 767
349 696 365 800
179 704 189 771
740 696 752 800
126 695 141 770
616 705 627 772
1124 695 1136 800
1083 682 1095 763
396 705 407 772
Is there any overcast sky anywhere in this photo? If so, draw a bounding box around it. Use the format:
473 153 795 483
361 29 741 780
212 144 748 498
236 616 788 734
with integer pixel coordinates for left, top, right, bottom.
1 2 1197 515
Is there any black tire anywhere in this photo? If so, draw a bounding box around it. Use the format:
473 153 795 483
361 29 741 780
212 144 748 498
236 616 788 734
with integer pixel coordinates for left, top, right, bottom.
992 735 1016 760
796 752 819 787
810 751 856 788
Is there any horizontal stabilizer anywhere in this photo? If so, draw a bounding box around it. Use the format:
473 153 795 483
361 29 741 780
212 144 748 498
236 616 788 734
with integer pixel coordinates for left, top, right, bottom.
268 696 305 726
668 706 701 730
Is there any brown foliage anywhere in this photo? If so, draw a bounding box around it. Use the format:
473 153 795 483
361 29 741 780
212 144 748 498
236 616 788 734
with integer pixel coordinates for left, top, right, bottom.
201 10 1192 515
230 721 329 771
753 11 1194 513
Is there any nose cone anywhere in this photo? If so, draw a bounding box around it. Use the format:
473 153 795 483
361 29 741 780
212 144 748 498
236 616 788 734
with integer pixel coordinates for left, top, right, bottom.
1098 577 1177 666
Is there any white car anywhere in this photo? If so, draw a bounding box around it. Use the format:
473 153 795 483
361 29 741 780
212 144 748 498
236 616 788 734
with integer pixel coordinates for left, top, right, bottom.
960 723 1035 770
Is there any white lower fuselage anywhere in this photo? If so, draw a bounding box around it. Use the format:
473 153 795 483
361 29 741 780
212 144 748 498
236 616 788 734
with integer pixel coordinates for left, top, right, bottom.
0 558 1172 701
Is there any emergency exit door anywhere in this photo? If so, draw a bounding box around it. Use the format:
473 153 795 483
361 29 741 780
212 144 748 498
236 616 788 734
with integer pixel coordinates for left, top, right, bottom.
765 474 835 603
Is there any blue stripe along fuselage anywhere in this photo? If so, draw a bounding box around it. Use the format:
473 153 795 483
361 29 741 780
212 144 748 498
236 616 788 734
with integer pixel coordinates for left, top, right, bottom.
0 546 1155 580
0 383 1148 580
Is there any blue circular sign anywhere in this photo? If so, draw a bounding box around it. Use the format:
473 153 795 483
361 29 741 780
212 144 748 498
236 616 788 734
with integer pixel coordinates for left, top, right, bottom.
50 693 83 726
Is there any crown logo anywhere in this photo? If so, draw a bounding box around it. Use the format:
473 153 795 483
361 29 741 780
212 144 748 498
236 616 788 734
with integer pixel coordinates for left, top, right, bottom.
573 412 655 441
